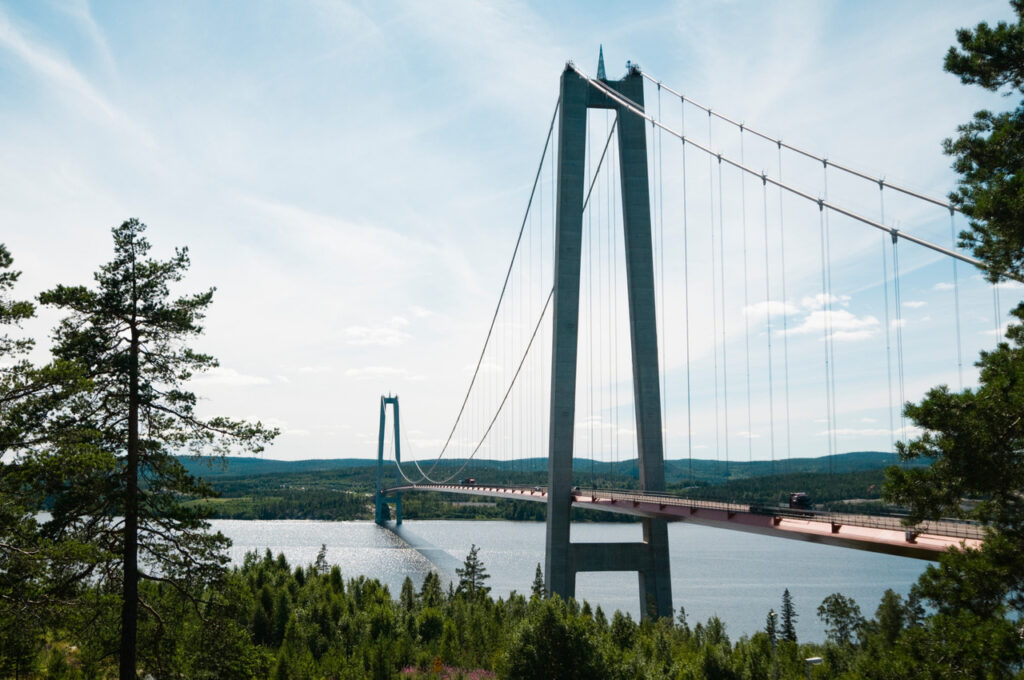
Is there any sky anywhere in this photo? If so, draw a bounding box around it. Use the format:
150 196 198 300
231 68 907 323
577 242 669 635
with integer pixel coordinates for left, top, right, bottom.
1 0 1021 465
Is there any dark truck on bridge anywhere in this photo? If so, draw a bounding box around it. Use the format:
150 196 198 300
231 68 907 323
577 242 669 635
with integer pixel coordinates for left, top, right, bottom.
789 492 812 510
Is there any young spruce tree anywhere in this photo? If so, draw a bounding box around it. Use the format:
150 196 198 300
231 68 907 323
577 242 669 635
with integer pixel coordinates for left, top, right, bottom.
40 220 277 679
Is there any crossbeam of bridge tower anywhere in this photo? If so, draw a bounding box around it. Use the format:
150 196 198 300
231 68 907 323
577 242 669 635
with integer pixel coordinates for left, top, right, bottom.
545 56 672 619
375 394 403 525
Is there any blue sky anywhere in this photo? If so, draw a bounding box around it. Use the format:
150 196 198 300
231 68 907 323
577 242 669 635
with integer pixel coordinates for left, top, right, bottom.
1 1 1021 464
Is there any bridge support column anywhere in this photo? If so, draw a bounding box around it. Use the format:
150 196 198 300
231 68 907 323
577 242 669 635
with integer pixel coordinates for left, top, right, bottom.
375 395 402 525
545 56 672 619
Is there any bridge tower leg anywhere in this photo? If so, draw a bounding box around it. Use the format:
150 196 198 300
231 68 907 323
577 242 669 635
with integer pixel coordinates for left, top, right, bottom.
375 394 403 525
545 58 672 619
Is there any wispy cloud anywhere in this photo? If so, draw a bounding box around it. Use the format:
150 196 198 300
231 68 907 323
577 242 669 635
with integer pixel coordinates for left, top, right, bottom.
0 7 152 146
193 366 271 386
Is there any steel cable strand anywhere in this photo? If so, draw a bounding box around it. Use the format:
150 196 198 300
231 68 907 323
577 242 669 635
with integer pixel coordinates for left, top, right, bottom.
950 210 964 390
567 64 1012 278
425 118 619 484
435 289 556 484
424 98 560 477
880 189 897 452
708 112 723 473
819 164 835 473
718 155 731 472
740 130 754 463
657 86 668 453
681 97 694 481
761 174 777 479
777 144 793 470
640 70 962 214
817 204 835 467
892 235 908 443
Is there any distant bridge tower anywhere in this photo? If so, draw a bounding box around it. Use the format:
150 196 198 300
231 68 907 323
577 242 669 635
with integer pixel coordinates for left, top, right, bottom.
375 394 403 525
545 51 673 619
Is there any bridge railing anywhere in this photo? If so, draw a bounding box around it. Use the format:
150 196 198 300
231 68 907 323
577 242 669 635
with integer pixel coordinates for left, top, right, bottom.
587 488 986 541
383 483 987 541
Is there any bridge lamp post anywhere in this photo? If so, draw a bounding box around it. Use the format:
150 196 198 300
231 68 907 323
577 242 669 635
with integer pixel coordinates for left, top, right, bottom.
804 656 823 680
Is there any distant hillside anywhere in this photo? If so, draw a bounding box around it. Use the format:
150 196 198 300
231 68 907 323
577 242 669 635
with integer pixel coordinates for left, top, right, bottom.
176 456 376 479
178 450 910 484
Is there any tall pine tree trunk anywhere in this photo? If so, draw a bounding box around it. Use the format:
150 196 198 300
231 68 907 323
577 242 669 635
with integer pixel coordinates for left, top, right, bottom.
120 329 139 679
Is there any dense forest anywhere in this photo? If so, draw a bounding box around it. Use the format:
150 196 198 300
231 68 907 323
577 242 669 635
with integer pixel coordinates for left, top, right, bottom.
10 545 1007 680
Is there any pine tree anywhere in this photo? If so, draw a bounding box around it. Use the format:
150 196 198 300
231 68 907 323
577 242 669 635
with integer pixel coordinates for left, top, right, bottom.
0 244 90 650
764 608 777 644
39 220 277 678
314 544 329 575
780 588 797 642
531 562 545 599
455 544 490 599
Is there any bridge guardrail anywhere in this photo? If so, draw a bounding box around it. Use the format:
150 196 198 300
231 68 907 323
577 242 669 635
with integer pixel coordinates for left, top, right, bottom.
590 488 985 541
384 484 986 541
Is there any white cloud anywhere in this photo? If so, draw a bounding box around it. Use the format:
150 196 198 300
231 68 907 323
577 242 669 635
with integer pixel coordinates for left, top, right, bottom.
933 282 955 291
983 323 1011 337
193 366 271 386
743 300 799 319
799 293 850 311
784 309 880 341
343 324 412 347
902 300 926 308
410 306 433 318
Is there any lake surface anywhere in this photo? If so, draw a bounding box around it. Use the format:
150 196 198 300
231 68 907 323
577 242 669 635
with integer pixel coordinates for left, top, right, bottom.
211 518 928 643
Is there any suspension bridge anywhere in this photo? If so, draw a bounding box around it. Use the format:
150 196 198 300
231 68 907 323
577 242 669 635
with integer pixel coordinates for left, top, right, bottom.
373 51 1014 619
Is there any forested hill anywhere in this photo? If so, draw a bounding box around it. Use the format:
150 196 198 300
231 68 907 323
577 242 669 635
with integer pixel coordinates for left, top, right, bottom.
177 450 909 484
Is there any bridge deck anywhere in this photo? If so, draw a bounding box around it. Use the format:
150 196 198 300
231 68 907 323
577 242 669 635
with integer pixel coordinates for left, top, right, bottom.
382 484 984 560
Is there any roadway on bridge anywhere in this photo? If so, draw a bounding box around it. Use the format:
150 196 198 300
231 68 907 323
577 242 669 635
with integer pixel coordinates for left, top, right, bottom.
382 484 983 561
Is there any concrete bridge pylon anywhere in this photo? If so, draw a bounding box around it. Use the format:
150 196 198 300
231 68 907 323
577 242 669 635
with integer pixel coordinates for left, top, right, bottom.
545 56 673 619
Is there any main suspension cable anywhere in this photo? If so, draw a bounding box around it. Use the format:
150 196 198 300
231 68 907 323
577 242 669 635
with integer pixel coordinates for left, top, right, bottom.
567 64 1009 278
427 98 560 475
639 70 961 214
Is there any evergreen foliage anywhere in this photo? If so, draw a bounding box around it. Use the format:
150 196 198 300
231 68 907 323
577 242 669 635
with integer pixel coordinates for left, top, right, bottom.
455 544 491 600
37 220 277 677
780 588 797 643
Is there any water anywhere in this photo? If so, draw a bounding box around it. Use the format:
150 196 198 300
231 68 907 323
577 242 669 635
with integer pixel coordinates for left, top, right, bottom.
212 518 928 642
